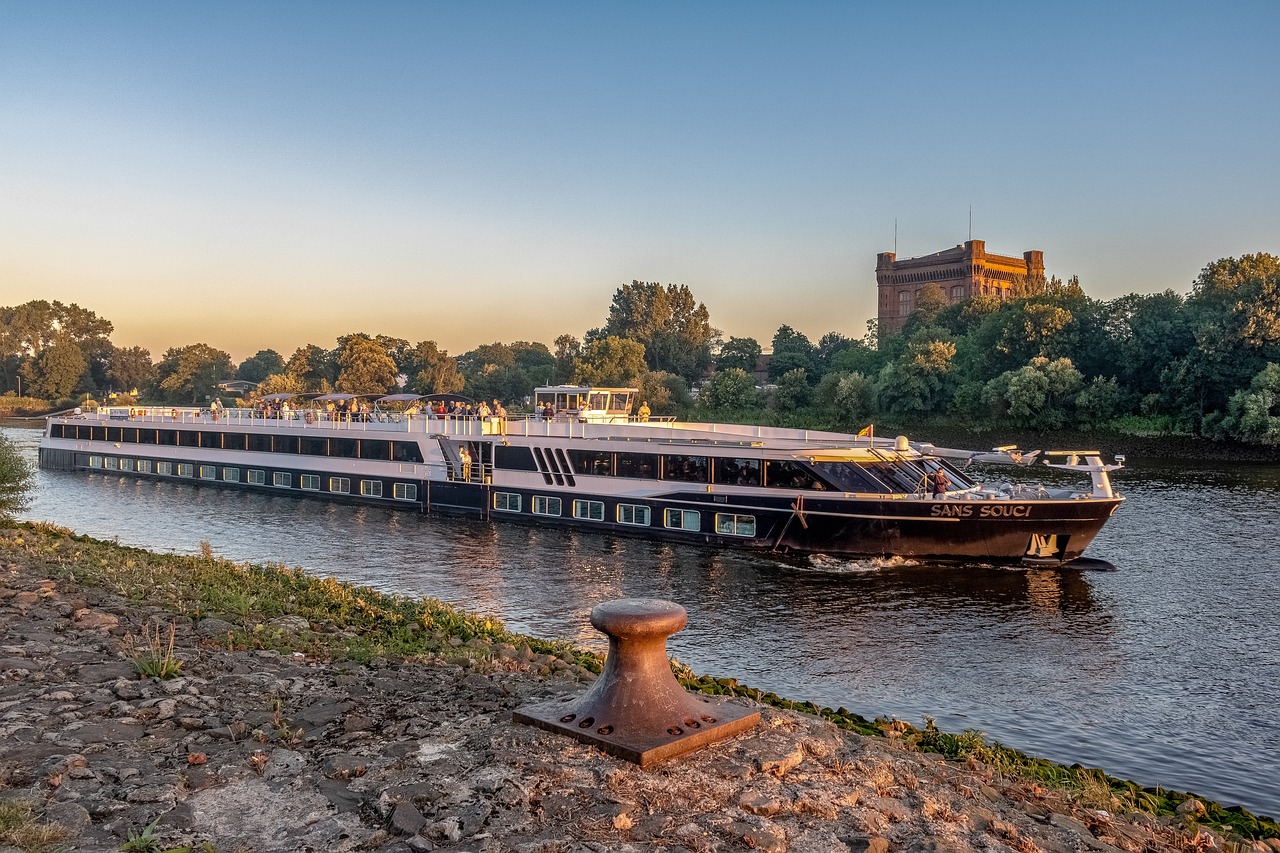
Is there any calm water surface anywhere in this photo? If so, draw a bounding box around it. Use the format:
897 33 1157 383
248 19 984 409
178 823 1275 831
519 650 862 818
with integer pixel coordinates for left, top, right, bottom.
6 426 1278 816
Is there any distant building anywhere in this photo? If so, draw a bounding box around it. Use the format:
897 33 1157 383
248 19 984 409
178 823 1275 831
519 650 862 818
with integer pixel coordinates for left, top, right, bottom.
875 239 1045 337
217 379 258 394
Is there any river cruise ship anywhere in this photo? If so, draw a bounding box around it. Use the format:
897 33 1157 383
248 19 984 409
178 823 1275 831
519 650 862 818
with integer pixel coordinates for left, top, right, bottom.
37 386 1124 565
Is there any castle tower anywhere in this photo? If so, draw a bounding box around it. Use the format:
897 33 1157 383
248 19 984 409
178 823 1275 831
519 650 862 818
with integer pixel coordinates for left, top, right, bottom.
875 240 1045 337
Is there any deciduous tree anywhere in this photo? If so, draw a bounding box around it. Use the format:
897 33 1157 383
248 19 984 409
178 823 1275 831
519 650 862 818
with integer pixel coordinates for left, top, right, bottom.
157 344 234 404
699 368 758 411
107 346 155 395
236 350 285 383
335 335 398 394
716 337 762 374
768 325 815 380
404 340 464 395
599 281 718 382
25 338 88 400
571 337 647 387
0 433 34 521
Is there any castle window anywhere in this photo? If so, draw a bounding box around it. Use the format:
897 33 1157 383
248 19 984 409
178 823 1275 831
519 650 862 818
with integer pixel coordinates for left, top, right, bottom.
898 290 911 316
951 285 965 301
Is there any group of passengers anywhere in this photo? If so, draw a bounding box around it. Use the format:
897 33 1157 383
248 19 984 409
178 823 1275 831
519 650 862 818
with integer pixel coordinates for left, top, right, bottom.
426 399 507 421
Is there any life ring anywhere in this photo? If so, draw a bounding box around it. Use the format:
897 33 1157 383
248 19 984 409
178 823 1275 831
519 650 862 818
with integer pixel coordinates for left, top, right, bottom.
171 408 179 419
304 410 315 424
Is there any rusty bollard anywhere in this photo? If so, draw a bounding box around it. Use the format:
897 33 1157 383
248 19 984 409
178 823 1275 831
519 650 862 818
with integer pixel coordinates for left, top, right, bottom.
513 598 760 768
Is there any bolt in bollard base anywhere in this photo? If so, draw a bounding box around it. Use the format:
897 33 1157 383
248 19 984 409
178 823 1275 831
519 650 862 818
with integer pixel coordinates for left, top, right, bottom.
513 598 760 768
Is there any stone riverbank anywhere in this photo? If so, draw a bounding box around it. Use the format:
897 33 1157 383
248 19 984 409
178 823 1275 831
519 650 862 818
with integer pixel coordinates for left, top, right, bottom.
2 555 1276 853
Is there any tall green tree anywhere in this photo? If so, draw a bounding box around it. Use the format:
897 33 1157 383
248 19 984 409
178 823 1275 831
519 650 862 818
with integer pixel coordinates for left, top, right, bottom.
768 325 815 380
875 339 957 416
107 345 155 395
236 349 285 383
156 344 233 404
24 337 88 400
460 341 555 403
404 340 464 395
598 281 719 382
335 335 398 394
1165 254 1280 416
284 344 336 392
553 334 581 383
716 336 762 374
571 336 647 387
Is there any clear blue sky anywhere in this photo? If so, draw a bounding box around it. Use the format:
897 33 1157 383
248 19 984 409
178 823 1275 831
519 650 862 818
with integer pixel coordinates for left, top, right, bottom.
3 1 1277 361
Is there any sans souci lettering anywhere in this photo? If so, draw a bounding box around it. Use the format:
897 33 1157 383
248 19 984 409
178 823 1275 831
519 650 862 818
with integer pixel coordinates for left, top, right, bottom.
931 503 1032 518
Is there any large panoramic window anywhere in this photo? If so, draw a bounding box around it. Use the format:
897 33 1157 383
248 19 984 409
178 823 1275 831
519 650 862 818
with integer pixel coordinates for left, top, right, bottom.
568 449 613 477
764 460 825 490
662 455 709 483
615 452 658 479
713 457 761 486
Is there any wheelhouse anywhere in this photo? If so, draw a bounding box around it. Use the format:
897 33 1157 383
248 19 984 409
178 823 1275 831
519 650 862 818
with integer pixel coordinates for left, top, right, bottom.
533 385 637 422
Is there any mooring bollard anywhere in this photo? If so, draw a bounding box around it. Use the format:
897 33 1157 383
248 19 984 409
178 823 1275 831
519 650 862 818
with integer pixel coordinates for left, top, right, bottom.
513 598 760 768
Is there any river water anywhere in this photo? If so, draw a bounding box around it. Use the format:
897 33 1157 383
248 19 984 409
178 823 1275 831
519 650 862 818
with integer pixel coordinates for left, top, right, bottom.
5 425 1278 817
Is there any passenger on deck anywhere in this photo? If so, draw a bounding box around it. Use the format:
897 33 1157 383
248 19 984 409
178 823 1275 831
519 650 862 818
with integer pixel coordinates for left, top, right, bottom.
459 445 472 481
637 400 650 422
933 468 951 498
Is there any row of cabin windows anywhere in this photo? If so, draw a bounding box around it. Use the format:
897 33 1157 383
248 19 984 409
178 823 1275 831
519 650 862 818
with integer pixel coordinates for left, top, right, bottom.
55 424 423 463
85 456 418 501
495 446 829 491
491 491 756 537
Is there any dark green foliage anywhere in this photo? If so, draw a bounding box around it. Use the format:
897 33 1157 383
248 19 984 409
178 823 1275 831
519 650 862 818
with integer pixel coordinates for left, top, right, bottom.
0 435 33 520
236 349 285 383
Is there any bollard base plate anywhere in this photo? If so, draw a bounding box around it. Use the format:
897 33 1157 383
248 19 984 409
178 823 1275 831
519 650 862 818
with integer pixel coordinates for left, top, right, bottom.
514 693 760 768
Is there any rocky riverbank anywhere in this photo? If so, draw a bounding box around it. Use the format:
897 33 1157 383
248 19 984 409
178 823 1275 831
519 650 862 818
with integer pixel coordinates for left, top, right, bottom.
2 534 1277 853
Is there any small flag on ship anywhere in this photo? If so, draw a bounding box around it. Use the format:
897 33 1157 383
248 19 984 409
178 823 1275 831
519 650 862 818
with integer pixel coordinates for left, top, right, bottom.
856 424 873 438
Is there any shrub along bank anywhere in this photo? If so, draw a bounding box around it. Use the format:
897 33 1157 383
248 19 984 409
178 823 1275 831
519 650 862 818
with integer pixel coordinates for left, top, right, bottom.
1 522 1276 843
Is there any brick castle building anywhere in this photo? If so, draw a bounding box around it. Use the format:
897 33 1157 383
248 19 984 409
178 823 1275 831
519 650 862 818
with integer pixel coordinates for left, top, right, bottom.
875 239 1044 336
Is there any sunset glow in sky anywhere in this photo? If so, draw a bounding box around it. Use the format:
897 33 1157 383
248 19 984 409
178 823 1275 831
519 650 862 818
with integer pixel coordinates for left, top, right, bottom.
3 1 1278 361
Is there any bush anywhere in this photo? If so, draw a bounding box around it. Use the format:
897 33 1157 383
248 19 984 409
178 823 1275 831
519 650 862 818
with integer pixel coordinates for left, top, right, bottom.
0 434 34 521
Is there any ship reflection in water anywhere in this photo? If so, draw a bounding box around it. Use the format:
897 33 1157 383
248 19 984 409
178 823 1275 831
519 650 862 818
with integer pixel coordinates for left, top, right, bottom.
5 424 1278 819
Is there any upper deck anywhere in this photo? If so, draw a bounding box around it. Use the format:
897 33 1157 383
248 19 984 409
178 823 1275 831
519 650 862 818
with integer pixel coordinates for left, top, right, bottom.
45 404 914 461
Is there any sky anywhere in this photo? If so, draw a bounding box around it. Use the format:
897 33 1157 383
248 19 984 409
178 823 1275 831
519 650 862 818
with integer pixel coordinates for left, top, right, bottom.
3 1 1278 363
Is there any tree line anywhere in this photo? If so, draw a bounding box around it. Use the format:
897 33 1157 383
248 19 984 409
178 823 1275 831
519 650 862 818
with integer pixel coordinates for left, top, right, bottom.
3 254 1278 444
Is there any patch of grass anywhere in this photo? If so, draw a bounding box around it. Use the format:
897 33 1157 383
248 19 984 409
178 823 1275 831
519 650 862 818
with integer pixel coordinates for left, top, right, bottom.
128 621 184 679
0 797 70 853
